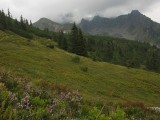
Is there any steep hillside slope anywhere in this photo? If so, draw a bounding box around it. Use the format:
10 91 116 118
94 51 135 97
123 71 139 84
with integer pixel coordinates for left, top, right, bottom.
0 30 160 106
79 10 160 46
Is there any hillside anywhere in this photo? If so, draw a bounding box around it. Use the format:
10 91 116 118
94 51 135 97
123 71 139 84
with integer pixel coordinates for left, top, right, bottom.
0 30 160 107
79 10 160 46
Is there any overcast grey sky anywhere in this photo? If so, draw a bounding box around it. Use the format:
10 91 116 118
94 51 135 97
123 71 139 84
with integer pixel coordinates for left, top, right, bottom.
0 0 160 23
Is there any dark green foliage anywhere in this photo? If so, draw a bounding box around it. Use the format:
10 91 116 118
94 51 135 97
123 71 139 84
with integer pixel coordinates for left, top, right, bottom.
20 15 27 31
58 31 68 50
0 9 56 39
76 29 87 56
125 106 146 119
80 66 88 72
0 72 18 91
31 97 46 107
10 27 33 39
69 23 87 56
46 43 54 49
0 10 7 30
86 35 160 71
69 23 78 53
146 47 160 71
71 56 80 63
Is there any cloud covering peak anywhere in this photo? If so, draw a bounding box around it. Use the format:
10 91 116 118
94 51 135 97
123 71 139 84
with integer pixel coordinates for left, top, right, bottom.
0 0 160 23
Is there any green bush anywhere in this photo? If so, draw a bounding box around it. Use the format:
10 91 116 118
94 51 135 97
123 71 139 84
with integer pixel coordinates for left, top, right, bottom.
34 108 50 120
111 106 127 120
88 107 109 120
10 27 33 39
71 56 80 63
80 66 88 72
0 83 7 91
46 43 54 49
124 106 146 119
0 73 18 91
31 97 46 107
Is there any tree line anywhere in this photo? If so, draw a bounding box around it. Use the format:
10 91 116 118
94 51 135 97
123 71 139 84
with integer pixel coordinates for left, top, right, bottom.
58 23 87 56
0 9 56 39
86 36 160 71
58 26 160 72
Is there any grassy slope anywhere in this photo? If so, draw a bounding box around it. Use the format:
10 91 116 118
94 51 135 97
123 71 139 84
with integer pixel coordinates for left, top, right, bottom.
0 30 160 106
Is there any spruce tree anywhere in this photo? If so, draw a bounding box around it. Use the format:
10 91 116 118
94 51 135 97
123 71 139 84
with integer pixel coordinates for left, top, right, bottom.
30 20 33 27
146 48 160 71
0 10 7 30
69 22 78 53
20 15 26 30
77 29 87 56
6 9 12 27
58 31 68 50
69 23 87 56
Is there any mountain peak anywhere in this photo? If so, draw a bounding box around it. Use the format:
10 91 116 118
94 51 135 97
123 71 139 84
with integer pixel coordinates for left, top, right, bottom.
79 10 160 45
93 15 104 20
130 10 141 15
38 18 60 25
39 17 50 20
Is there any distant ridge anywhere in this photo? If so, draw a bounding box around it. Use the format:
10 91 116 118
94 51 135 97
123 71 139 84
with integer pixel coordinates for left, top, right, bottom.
33 18 72 33
79 10 160 46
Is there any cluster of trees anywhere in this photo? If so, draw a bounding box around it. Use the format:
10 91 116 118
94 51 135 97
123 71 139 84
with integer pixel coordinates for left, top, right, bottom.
86 36 160 71
57 25 160 72
58 31 68 50
0 9 56 39
58 23 87 56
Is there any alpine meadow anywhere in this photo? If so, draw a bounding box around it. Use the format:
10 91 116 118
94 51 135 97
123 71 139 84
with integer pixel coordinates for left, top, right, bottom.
0 0 160 119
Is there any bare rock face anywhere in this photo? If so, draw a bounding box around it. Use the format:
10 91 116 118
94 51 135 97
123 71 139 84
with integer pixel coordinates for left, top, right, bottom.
79 10 160 46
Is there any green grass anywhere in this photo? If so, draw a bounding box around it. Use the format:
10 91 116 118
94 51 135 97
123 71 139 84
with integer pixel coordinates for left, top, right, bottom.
0 30 160 106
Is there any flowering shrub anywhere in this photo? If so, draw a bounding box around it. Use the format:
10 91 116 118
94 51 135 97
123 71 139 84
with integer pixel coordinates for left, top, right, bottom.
0 72 159 119
0 72 18 91
17 95 31 110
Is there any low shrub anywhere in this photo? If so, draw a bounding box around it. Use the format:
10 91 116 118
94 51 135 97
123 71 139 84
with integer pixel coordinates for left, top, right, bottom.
0 72 18 91
88 107 109 120
46 44 54 49
31 96 46 107
111 106 127 120
80 66 88 72
71 56 80 63
0 83 7 91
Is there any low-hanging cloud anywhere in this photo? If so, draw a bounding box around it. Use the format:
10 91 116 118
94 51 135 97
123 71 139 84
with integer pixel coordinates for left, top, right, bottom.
0 0 160 23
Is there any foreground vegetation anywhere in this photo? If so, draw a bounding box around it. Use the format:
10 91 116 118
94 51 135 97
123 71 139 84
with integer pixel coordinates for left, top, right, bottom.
1 71 160 119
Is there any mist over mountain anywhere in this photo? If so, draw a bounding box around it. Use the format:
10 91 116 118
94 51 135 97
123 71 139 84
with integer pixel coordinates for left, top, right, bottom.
33 18 72 33
79 10 160 45
33 10 160 46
